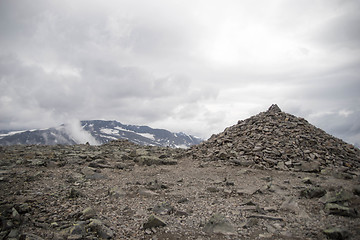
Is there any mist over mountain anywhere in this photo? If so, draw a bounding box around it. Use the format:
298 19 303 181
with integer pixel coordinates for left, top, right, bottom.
0 120 202 148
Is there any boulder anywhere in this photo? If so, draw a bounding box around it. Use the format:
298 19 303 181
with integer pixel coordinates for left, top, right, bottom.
321 190 354 204
203 214 236 235
69 188 83 198
353 186 360 196
143 215 166 229
82 207 96 219
300 187 327 198
323 227 350 240
68 222 86 236
88 218 114 239
324 203 358 217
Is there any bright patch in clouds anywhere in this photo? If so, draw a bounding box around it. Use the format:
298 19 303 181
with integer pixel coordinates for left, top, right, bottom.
339 110 354 117
203 23 305 67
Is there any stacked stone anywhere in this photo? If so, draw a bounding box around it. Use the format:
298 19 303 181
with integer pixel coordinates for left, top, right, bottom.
190 104 360 172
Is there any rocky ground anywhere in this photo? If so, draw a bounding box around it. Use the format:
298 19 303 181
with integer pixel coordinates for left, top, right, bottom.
1 105 360 239
0 140 359 240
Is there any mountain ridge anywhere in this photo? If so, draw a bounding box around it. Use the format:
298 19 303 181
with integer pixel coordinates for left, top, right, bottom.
0 120 202 148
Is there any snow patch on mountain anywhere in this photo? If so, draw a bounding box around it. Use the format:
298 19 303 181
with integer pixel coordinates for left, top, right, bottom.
137 133 155 140
100 128 120 136
114 126 132 132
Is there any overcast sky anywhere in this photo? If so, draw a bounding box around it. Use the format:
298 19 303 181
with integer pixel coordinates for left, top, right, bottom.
0 0 359 146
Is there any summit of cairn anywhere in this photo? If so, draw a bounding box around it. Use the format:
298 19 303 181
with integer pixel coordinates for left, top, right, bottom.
190 104 360 173
267 103 282 113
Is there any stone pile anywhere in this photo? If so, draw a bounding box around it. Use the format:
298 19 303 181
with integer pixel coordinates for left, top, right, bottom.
190 104 360 173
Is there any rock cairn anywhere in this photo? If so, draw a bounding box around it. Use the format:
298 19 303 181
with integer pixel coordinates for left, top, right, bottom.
190 104 360 172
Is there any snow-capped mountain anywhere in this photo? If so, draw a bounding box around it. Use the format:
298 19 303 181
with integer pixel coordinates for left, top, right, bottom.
0 120 203 148
81 120 202 147
0 128 77 146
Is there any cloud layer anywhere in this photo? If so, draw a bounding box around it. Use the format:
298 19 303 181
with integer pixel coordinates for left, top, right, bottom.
0 0 359 146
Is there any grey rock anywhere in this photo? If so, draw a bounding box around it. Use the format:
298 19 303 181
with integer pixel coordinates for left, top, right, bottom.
68 188 83 198
82 207 96 219
253 145 263 152
203 214 236 235
261 176 272 182
137 156 160 166
136 149 149 156
139 189 158 197
160 158 178 165
218 150 229 160
31 159 47 167
0 176 7 182
321 190 354 204
147 179 168 190
88 162 110 168
300 187 327 198
174 210 189 216
11 208 21 222
302 177 313 184
324 203 358 217
323 227 350 240
277 161 287 170
280 197 300 214
152 202 174 215
241 218 259 228
268 104 282 113
68 222 86 236
353 186 360 196
17 203 31 214
8 228 20 238
177 197 189 203
143 215 166 229
108 187 127 198
88 218 114 239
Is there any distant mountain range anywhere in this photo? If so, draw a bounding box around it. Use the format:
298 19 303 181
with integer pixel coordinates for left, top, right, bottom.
0 120 203 148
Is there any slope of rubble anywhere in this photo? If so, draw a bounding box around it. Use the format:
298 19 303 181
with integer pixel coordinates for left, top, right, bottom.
190 104 360 173
0 106 360 240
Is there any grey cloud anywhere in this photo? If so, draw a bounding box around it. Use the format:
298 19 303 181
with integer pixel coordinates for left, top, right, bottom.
308 110 360 147
310 1 360 50
0 52 213 131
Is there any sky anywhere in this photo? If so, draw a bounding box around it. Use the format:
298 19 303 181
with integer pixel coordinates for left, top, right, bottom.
0 0 359 146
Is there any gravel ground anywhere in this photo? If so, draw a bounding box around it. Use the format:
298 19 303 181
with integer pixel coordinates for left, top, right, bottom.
1 142 359 239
